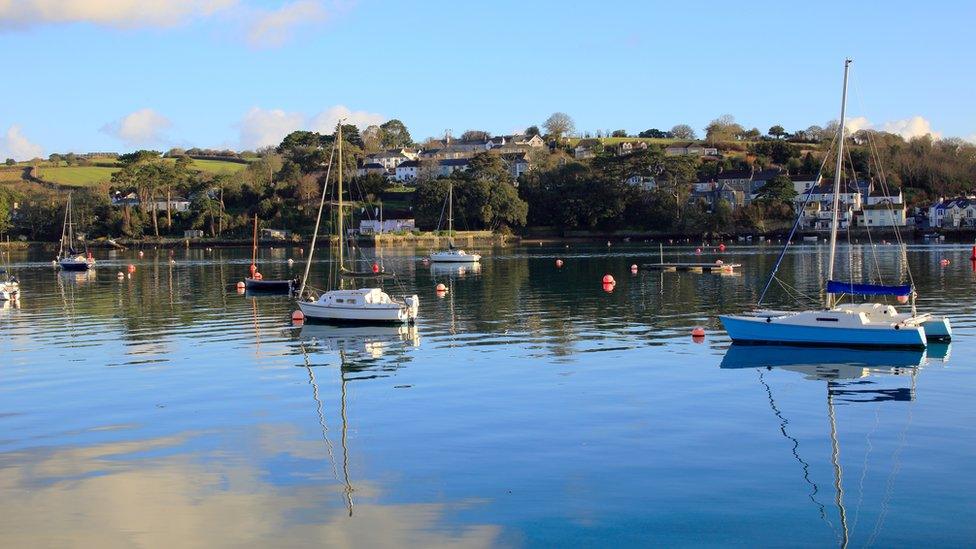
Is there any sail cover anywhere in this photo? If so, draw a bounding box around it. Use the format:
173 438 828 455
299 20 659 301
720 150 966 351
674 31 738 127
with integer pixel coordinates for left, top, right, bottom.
826 280 911 296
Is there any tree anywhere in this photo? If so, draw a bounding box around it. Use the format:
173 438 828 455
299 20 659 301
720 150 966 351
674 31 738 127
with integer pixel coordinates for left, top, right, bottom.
525 126 541 138
4 158 14 166
461 130 491 141
543 112 575 141
670 124 697 140
361 125 382 152
705 114 745 143
0 188 12 234
48 153 62 166
341 124 364 148
755 174 797 203
768 125 787 139
379 119 413 149
611 129 628 138
639 128 670 139
118 150 162 165
351 173 391 199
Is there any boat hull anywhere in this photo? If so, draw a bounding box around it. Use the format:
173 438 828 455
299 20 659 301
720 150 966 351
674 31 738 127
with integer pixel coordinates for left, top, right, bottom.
59 260 92 271
298 301 412 324
244 278 294 294
720 313 927 348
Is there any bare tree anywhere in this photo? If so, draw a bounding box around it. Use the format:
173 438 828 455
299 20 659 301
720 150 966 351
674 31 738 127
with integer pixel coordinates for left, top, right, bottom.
543 112 575 141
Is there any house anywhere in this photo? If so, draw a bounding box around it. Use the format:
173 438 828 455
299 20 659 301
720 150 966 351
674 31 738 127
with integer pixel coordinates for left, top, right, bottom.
260 228 291 240
865 188 903 206
626 175 657 191
490 134 546 149
692 182 745 210
184 229 204 238
152 196 191 213
359 218 416 235
395 160 420 182
613 141 648 156
665 142 719 157
928 198 976 228
357 162 387 177
365 149 417 171
789 173 821 196
857 203 907 227
500 153 530 179
437 158 470 177
795 183 862 230
111 191 140 207
574 139 601 159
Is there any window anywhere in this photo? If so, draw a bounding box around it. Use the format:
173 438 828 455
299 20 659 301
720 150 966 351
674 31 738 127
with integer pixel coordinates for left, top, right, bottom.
335 299 344 303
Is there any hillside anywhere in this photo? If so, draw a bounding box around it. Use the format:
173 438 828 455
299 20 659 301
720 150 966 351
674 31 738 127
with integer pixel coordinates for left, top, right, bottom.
28 158 248 187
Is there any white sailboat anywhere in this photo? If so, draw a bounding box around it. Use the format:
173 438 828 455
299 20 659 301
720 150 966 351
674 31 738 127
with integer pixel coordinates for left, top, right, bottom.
0 237 18 301
297 123 419 324
720 59 950 348
56 192 94 271
429 180 481 264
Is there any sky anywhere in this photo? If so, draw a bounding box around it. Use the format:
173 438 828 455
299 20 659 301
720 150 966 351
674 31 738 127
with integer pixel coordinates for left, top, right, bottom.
0 0 974 159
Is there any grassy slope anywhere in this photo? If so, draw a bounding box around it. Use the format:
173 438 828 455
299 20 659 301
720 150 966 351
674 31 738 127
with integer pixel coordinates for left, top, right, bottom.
33 158 247 186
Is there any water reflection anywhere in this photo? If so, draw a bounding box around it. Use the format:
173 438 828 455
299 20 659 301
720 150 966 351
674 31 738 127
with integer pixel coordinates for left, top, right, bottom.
720 344 950 547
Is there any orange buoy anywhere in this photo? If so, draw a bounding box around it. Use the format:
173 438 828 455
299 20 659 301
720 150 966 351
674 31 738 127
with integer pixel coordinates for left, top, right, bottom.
691 326 706 337
127 264 136 273
718 243 726 252
291 310 305 323
630 264 638 273
236 281 245 290
602 282 615 293
254 272 263 280
250 263 257 276
897 295 909 304
435 283 447 292
555 259 564 268
970 246 976 261
602 274 615 284
372 262 380 274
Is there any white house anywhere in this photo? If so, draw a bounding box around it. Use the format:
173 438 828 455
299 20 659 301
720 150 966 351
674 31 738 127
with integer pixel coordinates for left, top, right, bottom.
359 218 416 234
501 153 530 179
865 188 903 206
789 174 821 196
858 204 907 227
665 142 719 157
356 162 387 177
395 160 420 182
366 149 417 171
438 158 470 177
928 198 976 228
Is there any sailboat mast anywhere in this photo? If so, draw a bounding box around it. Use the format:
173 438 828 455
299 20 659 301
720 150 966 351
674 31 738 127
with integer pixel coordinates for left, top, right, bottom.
337 123 344 272
252 213 258 270
59 193 70 258
826 58 852 308
448 180 453 234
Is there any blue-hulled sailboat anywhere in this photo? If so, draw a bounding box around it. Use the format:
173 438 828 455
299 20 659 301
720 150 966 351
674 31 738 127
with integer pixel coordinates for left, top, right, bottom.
720 59 951 348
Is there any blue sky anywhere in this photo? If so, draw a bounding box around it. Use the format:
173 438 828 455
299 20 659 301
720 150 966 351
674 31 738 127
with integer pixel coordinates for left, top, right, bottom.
0 0 973 159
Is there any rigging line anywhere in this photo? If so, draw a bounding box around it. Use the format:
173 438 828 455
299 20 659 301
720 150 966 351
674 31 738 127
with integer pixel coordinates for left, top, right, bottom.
866 373 916 547
772 275 821 306
850 407 881 539
758 370 836 533
844 144 884 287
758 138 837 305
298 136 338 298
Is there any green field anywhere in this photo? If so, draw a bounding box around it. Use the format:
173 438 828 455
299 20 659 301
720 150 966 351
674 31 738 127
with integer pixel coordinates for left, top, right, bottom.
184 158 248 174
33 158 248 186
36 166 118 186
566 137 678 146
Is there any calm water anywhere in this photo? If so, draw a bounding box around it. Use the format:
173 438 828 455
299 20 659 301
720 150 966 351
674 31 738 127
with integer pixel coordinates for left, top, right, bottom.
1 242 975 547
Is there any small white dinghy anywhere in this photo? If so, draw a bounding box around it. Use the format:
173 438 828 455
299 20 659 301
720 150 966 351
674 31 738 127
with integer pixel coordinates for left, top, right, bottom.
429 180 481 264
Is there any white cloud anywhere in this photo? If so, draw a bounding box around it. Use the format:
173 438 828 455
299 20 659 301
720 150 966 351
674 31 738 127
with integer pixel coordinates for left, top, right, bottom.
840 115 942 140
0 0 236 29
238 107 306 150
967 134 976 145
246 0 327 48
310 105 385 134
0 125 43 160
101 108 172 146
844 116 872 134
238 105 385 150
0 0 337 49
881 116 942 140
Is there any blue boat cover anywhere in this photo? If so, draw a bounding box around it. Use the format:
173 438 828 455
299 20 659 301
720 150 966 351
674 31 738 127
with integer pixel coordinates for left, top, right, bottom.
826 280 911 296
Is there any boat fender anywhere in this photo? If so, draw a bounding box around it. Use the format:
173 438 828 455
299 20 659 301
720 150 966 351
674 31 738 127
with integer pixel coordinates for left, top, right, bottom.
766 317 772 323
894 324 900 330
